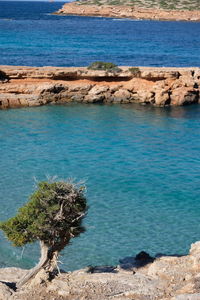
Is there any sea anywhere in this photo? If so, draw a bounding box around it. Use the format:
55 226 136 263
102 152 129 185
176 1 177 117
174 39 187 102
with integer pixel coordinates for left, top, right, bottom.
0 1 200 67
0 1 200 271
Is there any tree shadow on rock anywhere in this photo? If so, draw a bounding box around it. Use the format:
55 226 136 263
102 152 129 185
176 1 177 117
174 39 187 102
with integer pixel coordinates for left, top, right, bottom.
87 265 118 274
119 251 155 271
0 280 16 291
119 251 185 272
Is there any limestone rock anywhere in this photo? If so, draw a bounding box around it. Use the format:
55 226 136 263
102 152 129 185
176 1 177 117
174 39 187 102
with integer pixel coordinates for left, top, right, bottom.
47 278 70 297
55 2 200 22
173 294 200 300
2 241 200 299
140 70 180 81
88 85 109 95
179 75 197 88
154 90 170 106
0 268 27 283
84 85 109 102
68 83 92 92
136 90 155 104
0 66 200 108
112 89 132 103
170 87 199 106
189 241 200 269
70 93 85 102
0 282 12 300
194 69 200 80
84 94 105 103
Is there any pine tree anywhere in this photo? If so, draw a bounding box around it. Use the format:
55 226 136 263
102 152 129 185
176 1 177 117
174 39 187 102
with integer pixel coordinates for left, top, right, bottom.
0 180 88 288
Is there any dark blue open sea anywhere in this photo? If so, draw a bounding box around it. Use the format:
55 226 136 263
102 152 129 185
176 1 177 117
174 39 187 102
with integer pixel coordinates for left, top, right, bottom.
0 1 200 67
0 1 200 271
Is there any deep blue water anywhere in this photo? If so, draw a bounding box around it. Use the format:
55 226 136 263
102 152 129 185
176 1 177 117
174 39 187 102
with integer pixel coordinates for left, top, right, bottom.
0 103 200 270
0 1 200 67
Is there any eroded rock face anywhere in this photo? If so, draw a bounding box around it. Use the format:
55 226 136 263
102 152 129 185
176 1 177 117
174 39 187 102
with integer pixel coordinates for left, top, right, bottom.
1 242 200 299
0 66 200 109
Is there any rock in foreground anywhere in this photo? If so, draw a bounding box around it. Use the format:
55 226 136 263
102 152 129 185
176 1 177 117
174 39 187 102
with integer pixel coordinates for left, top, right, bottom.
1 242 200 299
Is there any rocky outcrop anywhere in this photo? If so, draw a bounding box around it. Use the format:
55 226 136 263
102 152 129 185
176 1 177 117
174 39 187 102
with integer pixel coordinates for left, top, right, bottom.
55 2 200 22
1 242 200 299
0 65 200 109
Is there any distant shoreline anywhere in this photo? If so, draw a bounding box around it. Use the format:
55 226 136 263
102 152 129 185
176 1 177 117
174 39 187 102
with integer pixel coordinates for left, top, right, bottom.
54 2 200 22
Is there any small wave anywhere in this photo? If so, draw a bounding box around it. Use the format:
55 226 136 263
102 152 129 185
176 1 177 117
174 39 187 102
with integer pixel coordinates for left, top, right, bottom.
112 18 141 21
0 18 13 21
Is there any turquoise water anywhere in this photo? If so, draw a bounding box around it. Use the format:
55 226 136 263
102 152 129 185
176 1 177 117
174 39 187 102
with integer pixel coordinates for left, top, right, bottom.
0 0 200 271
0 103 200 270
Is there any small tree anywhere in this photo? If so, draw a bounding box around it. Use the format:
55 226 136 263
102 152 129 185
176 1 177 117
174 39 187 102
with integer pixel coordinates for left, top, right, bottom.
0 180 87 288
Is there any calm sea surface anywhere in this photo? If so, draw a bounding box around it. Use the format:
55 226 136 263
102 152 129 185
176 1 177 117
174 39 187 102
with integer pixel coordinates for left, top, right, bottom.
0 104 200 270
0 1 200 270
0 1 200 67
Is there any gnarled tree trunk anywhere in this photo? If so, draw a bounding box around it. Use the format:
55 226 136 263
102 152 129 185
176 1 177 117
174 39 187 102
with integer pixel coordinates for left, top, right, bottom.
17 241 56 289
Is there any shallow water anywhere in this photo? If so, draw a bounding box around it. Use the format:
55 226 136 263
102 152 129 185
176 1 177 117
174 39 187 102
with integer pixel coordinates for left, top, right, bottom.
0 1 200 67
0 103 200 270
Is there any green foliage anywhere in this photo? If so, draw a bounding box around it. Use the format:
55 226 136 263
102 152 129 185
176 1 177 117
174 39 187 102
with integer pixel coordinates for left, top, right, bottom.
88 61 121 72
0 180 87 248
77 0 200 10
128 67 141 77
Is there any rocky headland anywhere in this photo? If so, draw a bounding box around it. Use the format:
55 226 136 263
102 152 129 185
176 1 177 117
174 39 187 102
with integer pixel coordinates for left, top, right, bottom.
54 2 200 22
0 66 200 109
0 65 200 109
1 241 200 299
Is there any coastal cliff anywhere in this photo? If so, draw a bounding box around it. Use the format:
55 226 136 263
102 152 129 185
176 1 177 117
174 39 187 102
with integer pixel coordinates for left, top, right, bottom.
54 2 200 22
0 66 200 109
1 241 200 299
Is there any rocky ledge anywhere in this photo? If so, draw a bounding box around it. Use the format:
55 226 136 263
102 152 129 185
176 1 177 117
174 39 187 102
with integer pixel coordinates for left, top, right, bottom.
0 65 200 109
1 242 200 299
55 2 200 22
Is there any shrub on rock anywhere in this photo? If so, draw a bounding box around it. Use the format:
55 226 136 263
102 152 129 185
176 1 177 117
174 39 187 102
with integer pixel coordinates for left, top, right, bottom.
128 67 141 77
88 61 121 73
0 179 88 288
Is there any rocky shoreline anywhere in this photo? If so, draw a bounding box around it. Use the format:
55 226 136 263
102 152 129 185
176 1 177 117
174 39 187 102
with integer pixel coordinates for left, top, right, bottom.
54 2 200 22
1 241 200 299
0 65 200 109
